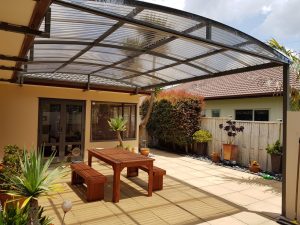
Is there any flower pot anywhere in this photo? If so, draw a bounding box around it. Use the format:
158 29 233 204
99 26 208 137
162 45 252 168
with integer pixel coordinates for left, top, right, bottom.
0 193 25 208
271 154 282 174
223 144 238 161
193 142 208 156
249 164 260 173
0 163 4 172
211 152 220 163
140 148 150 156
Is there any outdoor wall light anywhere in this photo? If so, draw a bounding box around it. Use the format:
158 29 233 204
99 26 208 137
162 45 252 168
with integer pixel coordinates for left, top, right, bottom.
62 200 72 224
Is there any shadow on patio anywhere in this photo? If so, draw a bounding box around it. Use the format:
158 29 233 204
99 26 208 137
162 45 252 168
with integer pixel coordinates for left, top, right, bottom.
40 150 280 225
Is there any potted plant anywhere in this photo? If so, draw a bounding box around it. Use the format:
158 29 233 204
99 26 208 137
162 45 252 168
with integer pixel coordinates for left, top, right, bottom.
108 116 127 148
6 148 63 224
211 151 220 163
249 160 260 173
266 140 282 173
140 140 150 156
192 130 212 156
219 120 244 161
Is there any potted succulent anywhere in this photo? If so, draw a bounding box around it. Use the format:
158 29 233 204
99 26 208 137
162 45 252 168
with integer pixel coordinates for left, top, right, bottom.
192 130 212 156
266 140 282 173
249 160 260 173
219 120 244 161
108 116 127 148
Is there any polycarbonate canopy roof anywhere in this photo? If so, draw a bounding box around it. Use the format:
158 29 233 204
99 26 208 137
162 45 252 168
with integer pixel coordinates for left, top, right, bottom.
21 0 290 93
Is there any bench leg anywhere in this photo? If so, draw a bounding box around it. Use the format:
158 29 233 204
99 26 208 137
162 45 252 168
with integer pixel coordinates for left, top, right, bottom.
153 175 164 191
86 182 104 202
127 167 139 177
71 171 84 185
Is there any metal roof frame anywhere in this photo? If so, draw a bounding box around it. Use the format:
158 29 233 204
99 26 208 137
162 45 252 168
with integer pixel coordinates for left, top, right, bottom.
13 0 291 94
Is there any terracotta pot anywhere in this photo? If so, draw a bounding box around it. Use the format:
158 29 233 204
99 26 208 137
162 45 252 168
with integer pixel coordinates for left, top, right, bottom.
0 193 25 207
223 144 238 161
193 142 208 156
211 152 220 163
271 154 282 174
249 165 260 173
140 148 150 156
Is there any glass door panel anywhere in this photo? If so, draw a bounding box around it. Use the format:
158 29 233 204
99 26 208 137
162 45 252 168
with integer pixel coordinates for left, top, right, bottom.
39 99 85 163
40 103 61 158
64 104 84 161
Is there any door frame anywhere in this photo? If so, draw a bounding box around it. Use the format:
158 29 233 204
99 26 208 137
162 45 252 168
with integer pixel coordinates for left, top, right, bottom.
38 98 86 162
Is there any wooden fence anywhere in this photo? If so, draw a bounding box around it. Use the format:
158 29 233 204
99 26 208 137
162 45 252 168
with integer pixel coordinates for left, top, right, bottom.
201 117 282 172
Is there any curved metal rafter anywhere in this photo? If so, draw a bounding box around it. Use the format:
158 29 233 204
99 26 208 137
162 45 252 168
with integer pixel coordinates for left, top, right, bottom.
19 0 290 93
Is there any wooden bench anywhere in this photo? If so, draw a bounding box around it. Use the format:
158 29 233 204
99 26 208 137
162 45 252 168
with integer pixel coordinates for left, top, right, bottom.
127 166 166 191
70 163 107 202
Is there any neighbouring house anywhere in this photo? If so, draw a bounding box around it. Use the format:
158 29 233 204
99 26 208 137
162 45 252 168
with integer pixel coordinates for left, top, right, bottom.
171 67 298 121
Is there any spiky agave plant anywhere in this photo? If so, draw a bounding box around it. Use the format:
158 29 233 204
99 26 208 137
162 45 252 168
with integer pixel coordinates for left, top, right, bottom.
6 148 64 224
108 116 127 148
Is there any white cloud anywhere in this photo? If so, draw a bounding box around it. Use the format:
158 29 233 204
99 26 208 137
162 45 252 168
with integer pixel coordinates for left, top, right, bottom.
140 0 185 10
257 0 300 39
261 5 272 15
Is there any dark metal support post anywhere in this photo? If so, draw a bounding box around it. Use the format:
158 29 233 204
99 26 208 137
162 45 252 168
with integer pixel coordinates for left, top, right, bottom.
282 63 290 217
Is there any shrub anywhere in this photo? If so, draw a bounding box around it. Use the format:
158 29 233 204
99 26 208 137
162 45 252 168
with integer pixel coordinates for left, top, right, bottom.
141 90 204 151
266 140 282 155
193 130 212 143
2 145 24 177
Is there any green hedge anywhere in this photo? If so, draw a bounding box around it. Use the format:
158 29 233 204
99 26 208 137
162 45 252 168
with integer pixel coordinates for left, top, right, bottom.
140 90 204 152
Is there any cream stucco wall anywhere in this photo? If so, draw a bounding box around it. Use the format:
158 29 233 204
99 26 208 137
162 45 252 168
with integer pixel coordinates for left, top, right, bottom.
0 82 141 159
204 96 283 121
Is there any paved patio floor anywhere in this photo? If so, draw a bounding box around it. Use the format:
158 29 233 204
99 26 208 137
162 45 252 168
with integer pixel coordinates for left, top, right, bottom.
40 149 281 225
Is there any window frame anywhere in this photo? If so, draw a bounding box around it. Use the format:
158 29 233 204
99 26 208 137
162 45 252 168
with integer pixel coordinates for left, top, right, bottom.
211 109 220 117
90 101 137 142
235 109 270 121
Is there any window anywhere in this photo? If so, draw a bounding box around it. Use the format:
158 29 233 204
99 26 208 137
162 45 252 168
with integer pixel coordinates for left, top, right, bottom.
235 110 253 121
235 109 269 121
91 102 137 141
254 110 269 121
211 109 220 117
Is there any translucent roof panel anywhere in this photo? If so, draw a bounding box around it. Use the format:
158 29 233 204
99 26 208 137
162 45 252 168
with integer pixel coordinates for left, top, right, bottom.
21 0 290 93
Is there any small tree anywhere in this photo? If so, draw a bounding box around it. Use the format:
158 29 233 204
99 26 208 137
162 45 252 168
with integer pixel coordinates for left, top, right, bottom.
268 38 300 110
108 116 127 148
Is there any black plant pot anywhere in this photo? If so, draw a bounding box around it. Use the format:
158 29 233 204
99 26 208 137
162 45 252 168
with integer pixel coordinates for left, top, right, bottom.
271 154 282 174
193 142 208 156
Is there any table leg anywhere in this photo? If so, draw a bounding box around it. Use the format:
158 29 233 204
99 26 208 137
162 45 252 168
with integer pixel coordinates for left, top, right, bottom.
113 164 121 203
88 153 92 167
147 163 153 197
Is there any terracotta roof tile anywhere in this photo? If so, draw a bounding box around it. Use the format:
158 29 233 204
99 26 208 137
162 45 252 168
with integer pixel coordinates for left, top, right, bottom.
169 67 298 99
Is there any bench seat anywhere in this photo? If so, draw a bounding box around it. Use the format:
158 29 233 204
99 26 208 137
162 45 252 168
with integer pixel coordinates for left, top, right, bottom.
71 163 107 202
127 166 166 191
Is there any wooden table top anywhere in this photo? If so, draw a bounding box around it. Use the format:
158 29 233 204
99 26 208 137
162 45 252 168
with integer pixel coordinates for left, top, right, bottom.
88 148 154 164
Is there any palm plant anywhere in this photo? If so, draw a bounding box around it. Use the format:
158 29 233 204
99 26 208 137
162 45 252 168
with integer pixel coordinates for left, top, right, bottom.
108 116 127 148
268 38 300 110
6 149 63 224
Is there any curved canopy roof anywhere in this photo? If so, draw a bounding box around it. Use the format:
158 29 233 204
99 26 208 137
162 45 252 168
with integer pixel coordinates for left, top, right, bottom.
15 0 290 93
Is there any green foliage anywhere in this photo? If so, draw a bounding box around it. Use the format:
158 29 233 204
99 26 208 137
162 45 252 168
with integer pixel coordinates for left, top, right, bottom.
0 202 29 225
192 130 212 143
266 140 282 156
108 116 127 132
0 202 52 225
268 38 300 111
5 148 61 224
2 145 25 177
141 90 203 149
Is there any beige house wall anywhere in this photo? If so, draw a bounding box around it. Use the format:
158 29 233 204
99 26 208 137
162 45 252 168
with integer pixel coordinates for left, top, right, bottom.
204 96 283 121
0 82 141 159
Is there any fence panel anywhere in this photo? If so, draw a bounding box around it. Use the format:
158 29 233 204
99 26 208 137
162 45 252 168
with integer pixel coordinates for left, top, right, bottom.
201 117 282 172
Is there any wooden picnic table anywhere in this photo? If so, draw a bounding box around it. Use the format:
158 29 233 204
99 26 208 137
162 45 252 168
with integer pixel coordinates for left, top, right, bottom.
88 148 154 203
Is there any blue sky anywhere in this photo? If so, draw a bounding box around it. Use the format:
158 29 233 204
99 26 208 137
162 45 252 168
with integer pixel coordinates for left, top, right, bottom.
142 0 300 54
